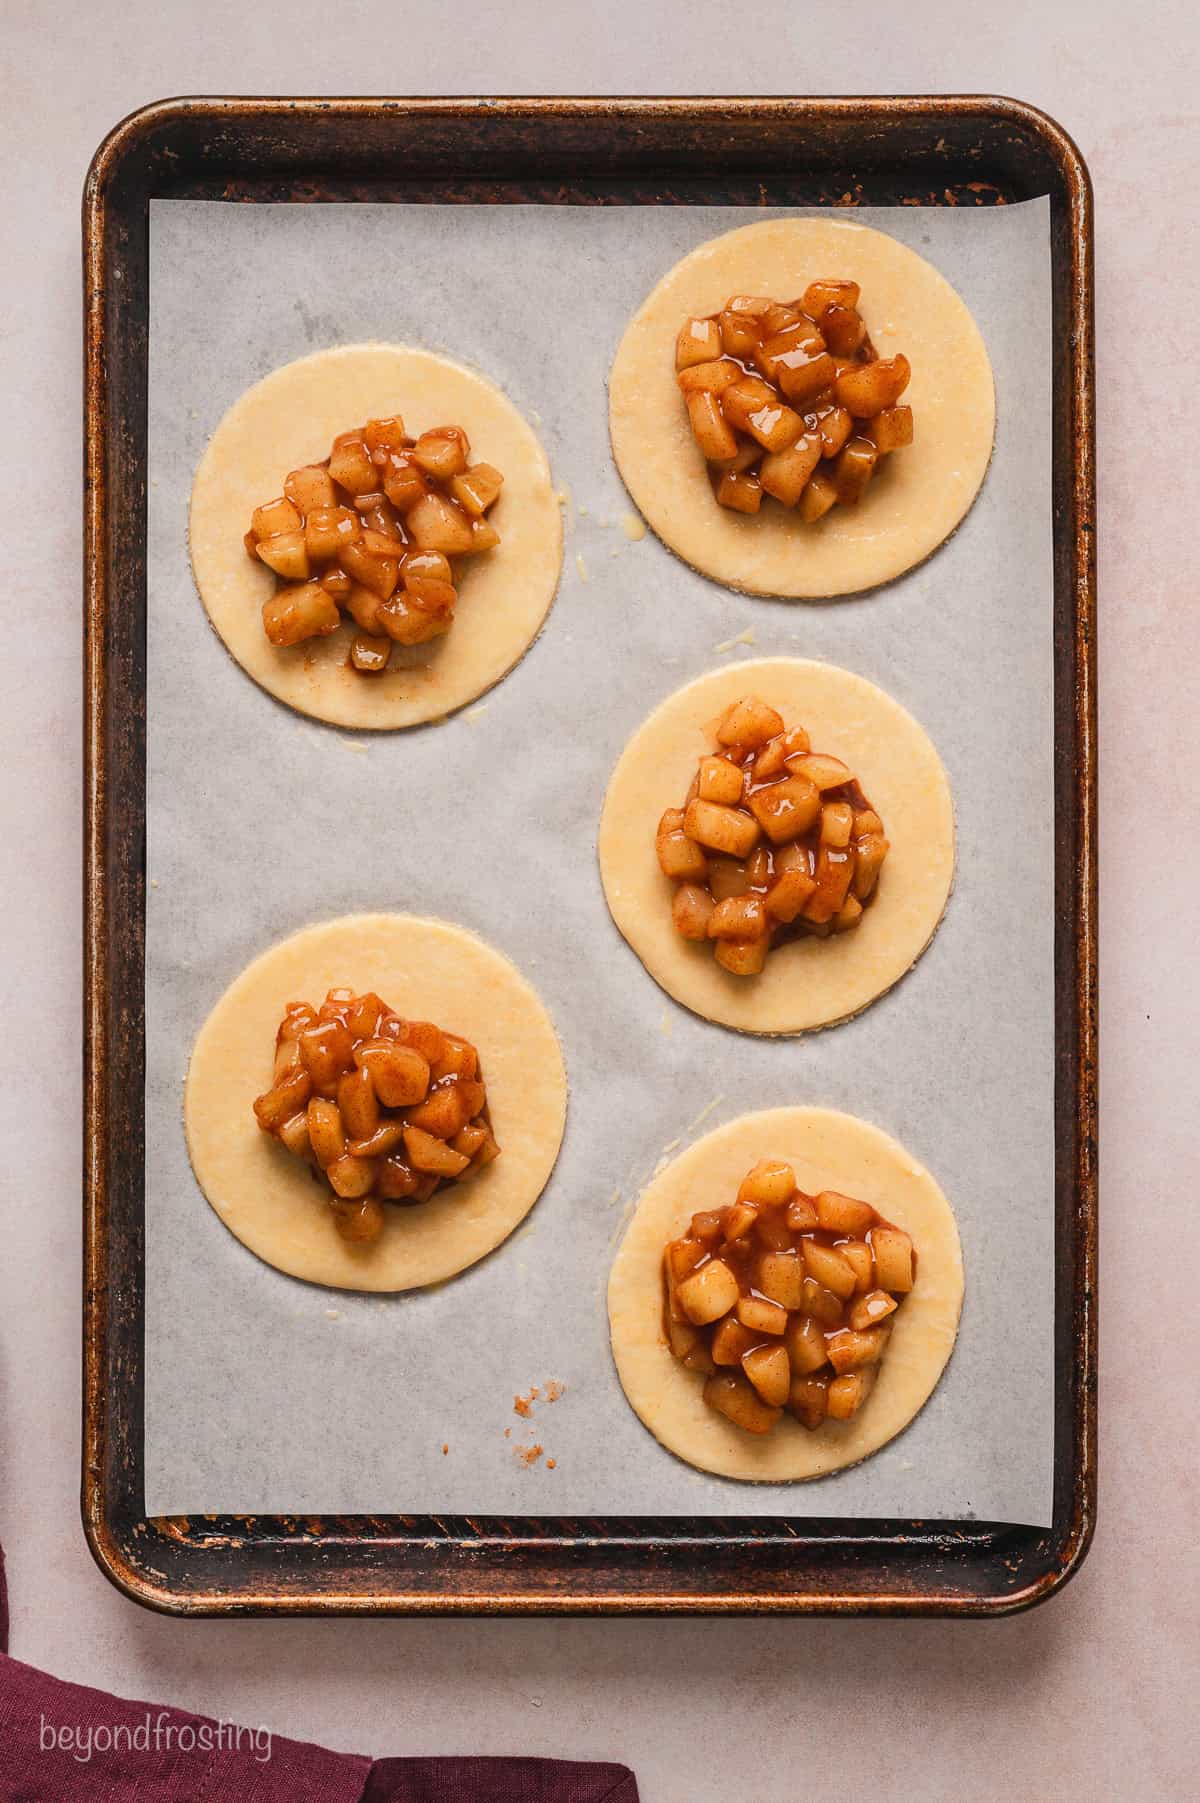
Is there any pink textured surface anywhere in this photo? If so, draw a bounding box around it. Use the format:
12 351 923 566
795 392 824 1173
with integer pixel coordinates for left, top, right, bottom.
0 5 1196 1799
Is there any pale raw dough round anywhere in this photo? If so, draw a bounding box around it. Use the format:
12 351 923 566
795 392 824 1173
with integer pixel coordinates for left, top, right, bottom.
608 1106 963 1482
609 217 995 597
189 344 563 728
185 914 567 1291
598 657 954 1035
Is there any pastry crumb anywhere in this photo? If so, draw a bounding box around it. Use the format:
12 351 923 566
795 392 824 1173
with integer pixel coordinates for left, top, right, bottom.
714 625 756 653
463 702 489 724
659 1009 673 1037
620 511 646 541
687 1095 725 1134
514 1386 540 1418
662 1137 680 1155
442 1443 449 1456
517 1442 544 1467
546 1459 556 1470
575 552 589 583
343 740 368 755
325 1308 340 1321
150 878 160 889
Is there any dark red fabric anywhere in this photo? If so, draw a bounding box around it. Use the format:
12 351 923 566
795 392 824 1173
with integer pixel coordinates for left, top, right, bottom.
362 1760 639 1803
0 1652 370 1800
0 1554 638 1802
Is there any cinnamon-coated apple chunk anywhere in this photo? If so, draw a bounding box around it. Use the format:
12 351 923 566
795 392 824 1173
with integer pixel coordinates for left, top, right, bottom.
662 1159 916 1436
252 987 498 1243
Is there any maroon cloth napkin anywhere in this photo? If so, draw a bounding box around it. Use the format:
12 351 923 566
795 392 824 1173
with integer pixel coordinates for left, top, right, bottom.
0 1553 638 1802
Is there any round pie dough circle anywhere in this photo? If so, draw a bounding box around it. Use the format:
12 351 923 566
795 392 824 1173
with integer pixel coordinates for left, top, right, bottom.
189 344 563 729
598 657 954 1035
185 914 568 1291
609 217 994 597
608 1106 963 1482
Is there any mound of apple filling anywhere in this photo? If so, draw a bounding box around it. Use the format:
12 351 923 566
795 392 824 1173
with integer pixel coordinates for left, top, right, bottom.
252 988 499 1243
676 280 912 519
244 417 504 674
656 694 890 975
664 1160 915 1435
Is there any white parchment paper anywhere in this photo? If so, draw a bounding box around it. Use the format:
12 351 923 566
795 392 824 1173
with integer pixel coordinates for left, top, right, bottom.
145 198 1055 1526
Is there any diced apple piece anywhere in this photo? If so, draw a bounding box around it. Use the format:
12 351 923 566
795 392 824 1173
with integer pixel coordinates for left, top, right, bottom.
800 1275 843 1325
657 825 709 884
747 775 821 844
363 415 408 454
765 868 817 923
255 528 311 581
833 894 864 933
738 1160 796 1207
798 467 838 522
677 358 743 395
715 696 785 749
342 537 400 600
816 1190 876 1235
785 1314 830 1375
305 504 361 561
451 461 504 516
353 1040 431 1107
706 894 767 942
284 466 337 513
756 1250 805 1311
697 755 745 805
790 753 852 792
742 1343 791 1408
853 832 890 901
722 1200 760 1244
381 454 429 513
827 1370 875 1421
715 469 763 513
666 1315 703 1364
713 937 768 976
719 308 763 358
468 516 501 553
817 406 854 460
348 1120 407 1159
826 1327 887 1375
665 1237 705 1286
834 436 878 505
752 723 810 781
406 1082 471 1141
376 1156 421 1199
684 799 760 858
328 433 377 495
820 305 866 355
413 426 469 480
871 405 914 454
754 1210 793 1253
306 1096 346 1169
251 496 302 540
736 1295 787 1336
326 1153 379 1200
710 1315 761 1366
789 1373 831 1429
803 845 855 923
403 1125 471 1178
676 316 723 370
686 390 738 462
277 1112 312 1159
771 346 837 408
706 857 749 902
854 808 883 836
820 801 854 848
671 882 715 941
406 493 476 555
849 1289 899 1331
838 1240 874 1292
377 594 449 645
802 278 860 317
785 1195 819 1235
835 354 911 418
802 1240 857 1300
252 1066 313 1133
871 1227 914 1293
703 1373 781 1435
330 1196 385 1243
758 433 822 507
690 1209 725 1244
677 1258 740 1326
262 582 340 647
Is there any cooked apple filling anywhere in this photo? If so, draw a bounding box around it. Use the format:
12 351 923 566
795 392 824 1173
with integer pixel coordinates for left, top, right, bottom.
656 694 890 976
252 988 500 1243
675 281 913 519
664 1160 915 1435
244 417 504 674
